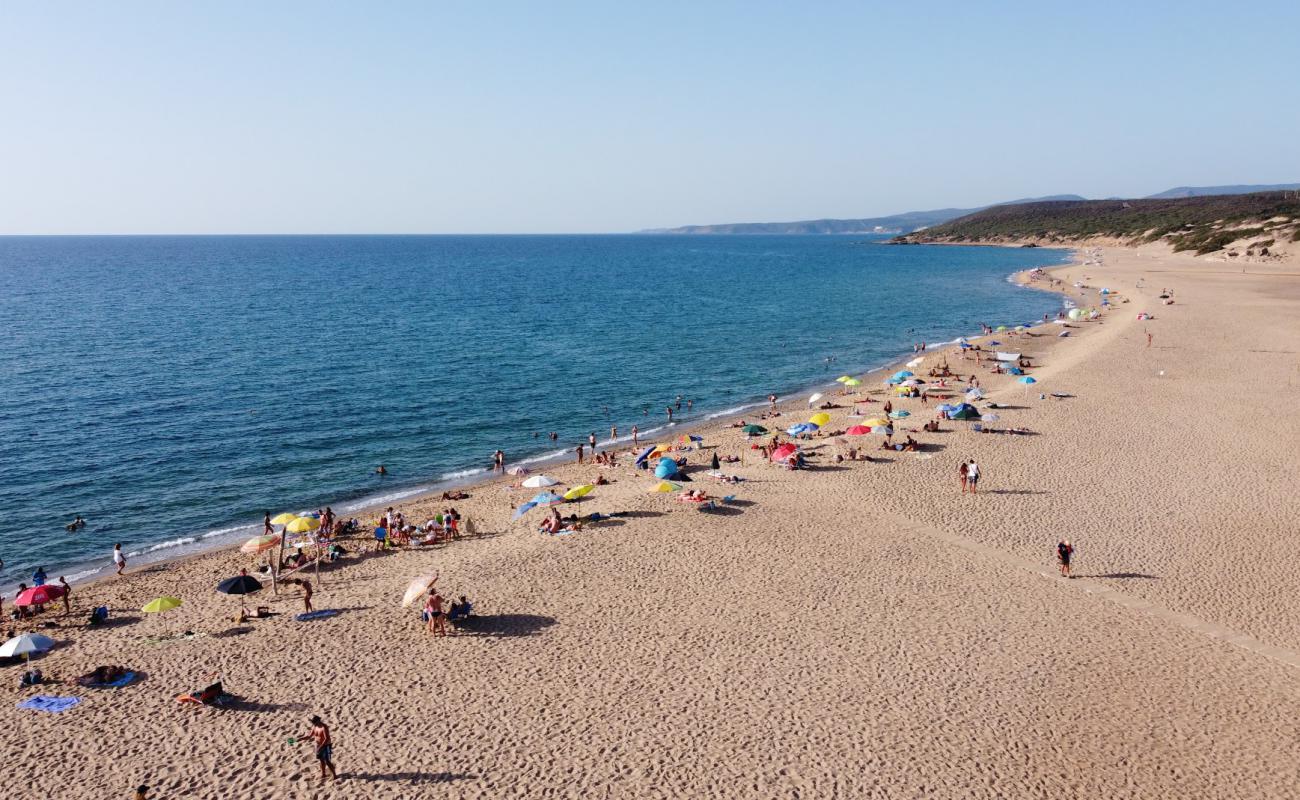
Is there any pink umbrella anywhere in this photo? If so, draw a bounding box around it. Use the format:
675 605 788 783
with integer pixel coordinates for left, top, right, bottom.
845 425 873 436
770 443 798 462
15 584 67 607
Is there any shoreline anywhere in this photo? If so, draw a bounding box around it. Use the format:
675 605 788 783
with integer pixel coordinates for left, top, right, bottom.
33 247 1074 595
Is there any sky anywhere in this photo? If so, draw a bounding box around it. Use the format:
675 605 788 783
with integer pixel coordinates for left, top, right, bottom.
1 1 1298 234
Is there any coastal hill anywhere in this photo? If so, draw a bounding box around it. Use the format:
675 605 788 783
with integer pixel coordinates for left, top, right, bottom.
892 191 1300 257
1146 183 1300 199
639 195 1085 235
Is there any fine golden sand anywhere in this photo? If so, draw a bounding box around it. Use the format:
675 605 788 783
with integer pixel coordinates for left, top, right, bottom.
4 244 1299 799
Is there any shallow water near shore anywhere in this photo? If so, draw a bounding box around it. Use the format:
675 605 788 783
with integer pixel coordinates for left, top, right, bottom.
0 234 1067 586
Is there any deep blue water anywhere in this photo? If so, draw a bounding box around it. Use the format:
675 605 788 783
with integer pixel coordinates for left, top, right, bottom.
0 235 1068 585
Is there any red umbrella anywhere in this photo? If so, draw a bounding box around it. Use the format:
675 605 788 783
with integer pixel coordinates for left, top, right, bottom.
845 425 872 436
770 443 798 462
15 584 66 607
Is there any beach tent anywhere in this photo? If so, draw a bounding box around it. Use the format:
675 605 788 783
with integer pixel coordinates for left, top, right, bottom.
889 410 910 418
946 403 981 420
650 481 682 493
654 457 680 479
808 413 831 427
522 475 559 489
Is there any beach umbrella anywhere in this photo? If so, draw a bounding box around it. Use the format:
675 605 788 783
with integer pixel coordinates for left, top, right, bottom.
532 492 566 507
1068 308 1084 320
862 417 889 427
770 443 798 462
845 425 873 436
522 475 559 488
807 392 824 406
14 584 67 607
947 404 980 421
216 575 263 595
563 484 595 501
401 574 438 608
141 596 183 614
905 358 923 368
835 376 852 383
842 378 862 387
893 370 914 379
1019 376 1037 385
240 534 281 554
935 404 956 414
965 388 985 400
285 516 320 534
741 424 768 435
650 481 682 493
0 633 55 659
809 412 831 427
995 325 1007 331
512 500 539 520
679 434 703 443
787 423 818 436
900 379 923 387
633 445 657 467
270 512 299 526
506 465 529 476
981 413 1000 422
889 410 910 419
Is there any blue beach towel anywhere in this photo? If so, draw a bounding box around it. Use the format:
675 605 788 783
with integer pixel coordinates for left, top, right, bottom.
90 671 137 689
18 695 81 713
296 610 340 622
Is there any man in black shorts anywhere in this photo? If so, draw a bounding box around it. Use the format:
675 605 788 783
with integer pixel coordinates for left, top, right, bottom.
1057 539 1073 578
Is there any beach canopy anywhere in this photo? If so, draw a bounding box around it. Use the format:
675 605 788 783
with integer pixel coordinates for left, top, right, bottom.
240 534 281 554
506 465 529 476
141 596 183 614
787 423 818 436
650 480 681 493
808 412 831 427
0 633 55 659
1019 376 1038 384
270 512 299 525
946 403 981 420
216 575 263 596
562 484 595 501
770 443 798 462
402 574 438 607
15 584 66 607
807 392 823 406
845 425 873 436
521 475 558 488
741 424 768 435
285 516 320 534
654 457 680 479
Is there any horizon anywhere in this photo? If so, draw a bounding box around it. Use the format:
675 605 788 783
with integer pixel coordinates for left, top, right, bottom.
2 1 1298 235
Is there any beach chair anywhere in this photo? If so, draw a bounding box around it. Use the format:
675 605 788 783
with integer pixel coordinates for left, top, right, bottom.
176 680 228 707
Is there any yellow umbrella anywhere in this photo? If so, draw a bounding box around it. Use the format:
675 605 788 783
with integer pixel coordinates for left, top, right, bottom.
842 378 862 387
835 375 852 383
141 596 183 614
401 574 438 608
285 517 321 534
563 484 595 501
809 412 831 427
863 417 889 427
240 534 281 554
650 481 682 493
270 512 299 525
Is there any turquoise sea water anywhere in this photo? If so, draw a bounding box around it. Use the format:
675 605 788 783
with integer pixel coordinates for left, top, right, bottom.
0 235 1068 586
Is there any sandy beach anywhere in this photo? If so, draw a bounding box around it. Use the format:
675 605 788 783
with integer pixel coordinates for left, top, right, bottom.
4 242 1300 798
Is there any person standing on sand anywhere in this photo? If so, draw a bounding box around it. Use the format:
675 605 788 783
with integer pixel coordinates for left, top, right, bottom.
631 425 639 446
493 450 505 474
768 394 777 411
58 576 71 615
610 425 617 441
575 444 584 464
966 459 980 493
300 579 313 613
264 511 273 538
1146 330 1153 348
426 590 446 636
113 543 126 576
1057 539 1074 577
588 432 597 453
300 715 338 784
959 461 969 493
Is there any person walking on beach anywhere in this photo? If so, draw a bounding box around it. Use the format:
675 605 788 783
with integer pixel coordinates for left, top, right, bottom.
300 715 338 784
575 444 584 464
958 461 969 493
1146 330 1153 348
113 543 126 576
588 432 597 453
768 394 777 411
493 449 505 474
966 459 981 494
631 425 639 446
264 511 274 538
610 425 617 441
58 576 71 615
1057 539 1074 577
300 579 314 613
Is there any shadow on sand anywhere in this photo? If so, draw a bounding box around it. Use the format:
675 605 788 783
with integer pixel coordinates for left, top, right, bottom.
454 614 557 638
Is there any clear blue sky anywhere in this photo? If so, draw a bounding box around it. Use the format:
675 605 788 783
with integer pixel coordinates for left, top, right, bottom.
2 1 1297 234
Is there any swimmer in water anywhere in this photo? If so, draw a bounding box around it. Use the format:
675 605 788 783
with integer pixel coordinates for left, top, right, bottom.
376 465 387 475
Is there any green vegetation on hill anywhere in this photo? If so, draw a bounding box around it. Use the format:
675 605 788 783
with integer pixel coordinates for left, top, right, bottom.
895 192 1300 254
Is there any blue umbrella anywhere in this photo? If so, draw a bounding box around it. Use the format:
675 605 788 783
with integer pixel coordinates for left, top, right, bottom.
787 422 818 435
1006 367 1024 375
532 492 565 506
1019 376 1037 384
947 403 981 420
633 445 656 468
512 500 539 520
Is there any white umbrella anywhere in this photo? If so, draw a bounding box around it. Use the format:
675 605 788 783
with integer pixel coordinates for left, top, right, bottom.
906 358 924 368
401 573 439 608
521 475 558 488
506 465 529 476
0 633 55 659
807 392 823 407
980 413 1000 422
966 388 985 400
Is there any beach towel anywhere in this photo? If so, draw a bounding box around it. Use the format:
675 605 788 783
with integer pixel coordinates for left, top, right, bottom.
296 610 340 622
18 695 81 713
89 671 137 689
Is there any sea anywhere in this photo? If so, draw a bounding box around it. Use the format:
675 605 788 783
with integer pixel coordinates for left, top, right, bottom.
0 234 1069 589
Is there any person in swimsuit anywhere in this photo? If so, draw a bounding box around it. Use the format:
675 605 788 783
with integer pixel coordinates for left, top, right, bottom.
425 590 446 636
302 715 337 784
958 461 968 493
1057 539 1073 577
966 459 980 493
300 579 313 613
113 543 126 576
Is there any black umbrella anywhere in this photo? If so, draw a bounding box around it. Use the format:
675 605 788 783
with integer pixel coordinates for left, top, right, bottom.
216 575 263 595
